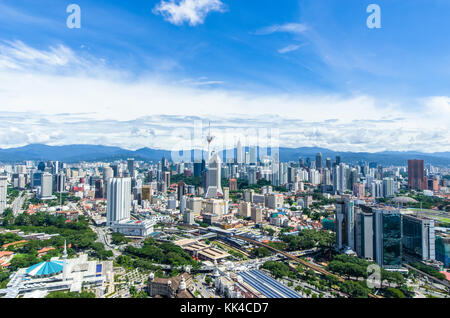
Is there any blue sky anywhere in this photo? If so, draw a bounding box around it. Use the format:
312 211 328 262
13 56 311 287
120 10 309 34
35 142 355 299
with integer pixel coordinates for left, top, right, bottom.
0 0 449 152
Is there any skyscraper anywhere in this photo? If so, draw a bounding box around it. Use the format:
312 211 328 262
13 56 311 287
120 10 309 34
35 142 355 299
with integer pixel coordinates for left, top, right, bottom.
236 139 243 164
408 159 425 190
315 153 322 170
127 158 135 176
205 152 223 198
107 178 131 226
373 209 403 269
0 176 7 214
39 173 53 199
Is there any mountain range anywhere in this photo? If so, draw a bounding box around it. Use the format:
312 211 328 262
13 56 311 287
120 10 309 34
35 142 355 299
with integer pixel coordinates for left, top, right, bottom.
0 144 449 166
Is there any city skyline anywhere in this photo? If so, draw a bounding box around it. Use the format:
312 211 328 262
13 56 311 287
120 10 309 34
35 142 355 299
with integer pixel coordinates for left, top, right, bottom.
0 1 449 152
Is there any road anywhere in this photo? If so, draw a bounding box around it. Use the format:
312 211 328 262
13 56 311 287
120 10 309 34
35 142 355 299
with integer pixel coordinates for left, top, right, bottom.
11 191 26 216
91 225 121 257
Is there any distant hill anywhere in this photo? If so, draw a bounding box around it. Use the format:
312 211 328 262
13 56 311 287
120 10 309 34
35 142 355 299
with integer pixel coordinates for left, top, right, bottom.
0 144 448 166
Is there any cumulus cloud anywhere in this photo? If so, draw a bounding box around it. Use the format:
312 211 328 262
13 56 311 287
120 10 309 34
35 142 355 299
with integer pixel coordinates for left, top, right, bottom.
0 41 447 153
153 0 226 26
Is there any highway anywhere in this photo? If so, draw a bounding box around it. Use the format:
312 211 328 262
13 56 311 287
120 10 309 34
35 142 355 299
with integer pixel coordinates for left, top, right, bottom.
11 191 26 217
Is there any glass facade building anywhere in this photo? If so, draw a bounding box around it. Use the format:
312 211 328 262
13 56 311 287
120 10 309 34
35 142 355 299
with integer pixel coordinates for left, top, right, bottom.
402 214 435 261
435 233 450 268
374 209 403 268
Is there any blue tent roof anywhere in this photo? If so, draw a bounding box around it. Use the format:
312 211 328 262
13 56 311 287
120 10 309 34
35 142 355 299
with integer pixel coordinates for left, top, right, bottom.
26 260 64 277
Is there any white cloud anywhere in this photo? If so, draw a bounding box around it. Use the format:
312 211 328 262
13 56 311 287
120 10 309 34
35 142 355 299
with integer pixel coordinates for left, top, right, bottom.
0 41 447 152
278 44 302 54
255 23 308 35
153 0 225 26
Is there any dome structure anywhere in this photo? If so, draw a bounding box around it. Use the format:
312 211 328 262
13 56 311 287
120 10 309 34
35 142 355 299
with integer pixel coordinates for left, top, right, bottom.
26 260 64 277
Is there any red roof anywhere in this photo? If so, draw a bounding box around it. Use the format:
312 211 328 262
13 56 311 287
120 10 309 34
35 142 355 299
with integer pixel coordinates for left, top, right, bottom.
2 240 27 249
37 247 55 255
440 271 450 281
0 251 14 258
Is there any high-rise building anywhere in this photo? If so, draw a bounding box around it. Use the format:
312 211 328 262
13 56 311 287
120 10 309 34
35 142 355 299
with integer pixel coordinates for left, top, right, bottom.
194 160 206 177
408 159 426 190
107 178 131 226
55 173 66 193
0 176 7 214
142 185 152 201
382 177 395 198
39 173 53 199
355 208 374 260
373 209 403 269
335 197 355 250
325 158 332 170
178 182 186 201
205 152 223 198
315 153 322 170
236 140 243 164
402 214 435 261
251 206 263 224
127 158 135 176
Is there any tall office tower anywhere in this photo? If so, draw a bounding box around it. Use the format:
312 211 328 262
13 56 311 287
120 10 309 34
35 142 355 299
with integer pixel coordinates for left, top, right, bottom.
335 197 355 250
408 159 425 190
39 173 53 199
333 163 347 194
236 139 244 164
335 155 341 166
347 168 357 190
315 153 323 170
194 159 206 177
355 208 374 259
111 164 120 178
37 162 46 172
50 161 59 175
127 158 135 176
382 177 395 198
403 215 435 261
205 152 223 198
161 157 169 173
94 179 104 199
163 171 171 188
0 176 7 214
305 157 311 168
248 166 257 185
177 182 186 201
55 173 66 193
31 171 43 188
373 209 403 269
325 158 332 170
299 158 304 167
249 146 257 164
107 178 131 226
287 166 296 184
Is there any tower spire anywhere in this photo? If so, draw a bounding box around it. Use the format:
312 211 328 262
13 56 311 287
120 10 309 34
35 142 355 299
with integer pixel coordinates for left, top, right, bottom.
206 121 214 163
